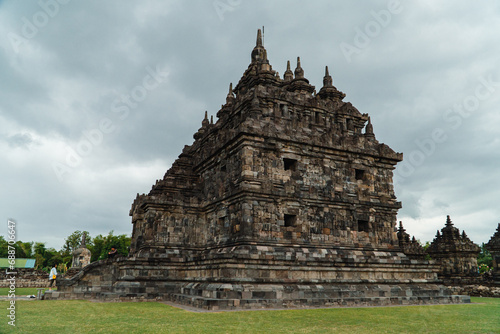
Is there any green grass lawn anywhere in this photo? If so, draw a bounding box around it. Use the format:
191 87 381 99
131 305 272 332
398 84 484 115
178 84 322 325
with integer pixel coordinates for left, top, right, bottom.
0 292 498 334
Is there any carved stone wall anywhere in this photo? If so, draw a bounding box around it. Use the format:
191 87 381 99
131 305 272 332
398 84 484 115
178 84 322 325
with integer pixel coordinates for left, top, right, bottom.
0 269 48 288
486 223 500 282
128 31 403 258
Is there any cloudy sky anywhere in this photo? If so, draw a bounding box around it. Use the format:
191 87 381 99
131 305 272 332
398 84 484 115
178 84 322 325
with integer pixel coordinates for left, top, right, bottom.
1 0 499 250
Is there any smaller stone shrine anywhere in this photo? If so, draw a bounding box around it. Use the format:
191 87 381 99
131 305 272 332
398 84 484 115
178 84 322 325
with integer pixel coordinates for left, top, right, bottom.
427 216 480 283
486 223 500 283
70 233 91 269
397 221 426 260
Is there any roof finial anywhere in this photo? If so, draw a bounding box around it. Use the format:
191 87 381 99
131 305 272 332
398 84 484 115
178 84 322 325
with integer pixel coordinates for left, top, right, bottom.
256 28 263 47
365 116 374 137
294 56 304 79
251 29 266 63
284 60 293 82
226 82 235 103
202 111 209 127
446 215 453 227
323 66 333 87
81 232 87 248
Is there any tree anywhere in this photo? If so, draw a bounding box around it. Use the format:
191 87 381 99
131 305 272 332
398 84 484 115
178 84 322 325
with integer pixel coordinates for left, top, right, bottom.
34 253 45 270
45 248 64 268
89 234 106 262
34 242 46 256
11 241 32 258
477 243 493 268
105 232 131 258
19 241 33 258
62 230 91 256
88 231 131 261
0 236 7 257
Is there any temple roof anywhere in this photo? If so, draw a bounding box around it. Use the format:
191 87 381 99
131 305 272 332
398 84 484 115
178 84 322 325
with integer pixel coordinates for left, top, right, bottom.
428 215 480 254
234 29 344 98
486 223 500 251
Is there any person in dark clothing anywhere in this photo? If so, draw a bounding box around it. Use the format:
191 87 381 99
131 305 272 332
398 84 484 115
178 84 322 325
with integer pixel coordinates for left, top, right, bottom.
108 247 117 258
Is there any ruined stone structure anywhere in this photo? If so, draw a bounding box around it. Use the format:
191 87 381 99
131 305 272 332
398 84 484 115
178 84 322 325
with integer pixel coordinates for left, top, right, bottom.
70 233 91 270
427 216 480 283
397 221 426 260
47 30 468 309
0 269 48 288
486 223 500 283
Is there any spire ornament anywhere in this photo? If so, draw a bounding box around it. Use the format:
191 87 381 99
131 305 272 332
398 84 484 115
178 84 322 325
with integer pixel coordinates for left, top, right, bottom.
283 60 293 82
317 65 346 100
226 83 235 104
251 29 266 63
323 66 333 87
365 116 374 137
202 111 209 127
294 57 304 79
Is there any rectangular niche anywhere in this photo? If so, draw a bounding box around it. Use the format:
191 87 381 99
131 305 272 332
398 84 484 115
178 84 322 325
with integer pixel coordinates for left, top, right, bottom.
283 158 297 171
284 214 297 227
357 220 369 232
219 217 229 228
355 169 365 180
279 104 289 117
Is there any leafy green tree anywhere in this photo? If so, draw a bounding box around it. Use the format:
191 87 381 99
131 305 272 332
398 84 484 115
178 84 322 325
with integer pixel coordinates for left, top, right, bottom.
11 241 30 258
0 236 7 257
88 231 131 261
105 232 131 258
89 234 106 262
19 241 33 258
477 243 493 267
62 230 91 256
44 248 63 268
34 253 45 270
416 240 432 261
34 242 46 256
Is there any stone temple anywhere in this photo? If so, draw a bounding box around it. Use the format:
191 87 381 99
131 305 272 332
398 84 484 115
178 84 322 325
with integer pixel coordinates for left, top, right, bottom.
49 30 468 309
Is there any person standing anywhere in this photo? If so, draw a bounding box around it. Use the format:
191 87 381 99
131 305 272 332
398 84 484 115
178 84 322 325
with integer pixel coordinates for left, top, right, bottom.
48 264 57 291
